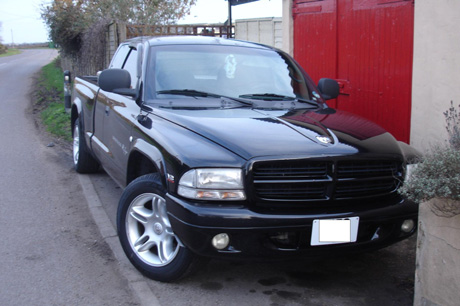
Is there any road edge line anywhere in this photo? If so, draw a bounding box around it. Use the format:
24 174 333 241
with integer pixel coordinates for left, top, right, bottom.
78 173 161 306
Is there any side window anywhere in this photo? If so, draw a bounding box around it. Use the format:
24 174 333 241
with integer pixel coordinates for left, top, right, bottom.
122 48 138 89
109 44 130 69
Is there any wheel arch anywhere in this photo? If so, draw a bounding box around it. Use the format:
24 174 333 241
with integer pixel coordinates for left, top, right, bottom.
70 97 82 137
126 139 167 187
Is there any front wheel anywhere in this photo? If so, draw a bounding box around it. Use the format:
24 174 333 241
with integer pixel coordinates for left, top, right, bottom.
117 174 198 282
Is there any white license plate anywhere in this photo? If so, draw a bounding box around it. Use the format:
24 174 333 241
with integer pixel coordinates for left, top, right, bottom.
311 217 359 246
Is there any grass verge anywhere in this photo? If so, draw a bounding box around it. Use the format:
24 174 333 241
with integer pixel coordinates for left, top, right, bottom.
35 57 72 142
0 48 21 57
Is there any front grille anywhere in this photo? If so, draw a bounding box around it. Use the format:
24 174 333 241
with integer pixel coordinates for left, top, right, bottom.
337 160 400 179
255 182 327 200
253 160 329 179
252 160 331 200
252 159 402 202
335 160 401 198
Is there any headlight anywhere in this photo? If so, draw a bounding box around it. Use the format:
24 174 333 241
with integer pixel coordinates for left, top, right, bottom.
404 163 419 183
178 169 246 201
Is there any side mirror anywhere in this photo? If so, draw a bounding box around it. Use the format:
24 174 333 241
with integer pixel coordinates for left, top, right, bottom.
318 78 340 100
98 69 133 95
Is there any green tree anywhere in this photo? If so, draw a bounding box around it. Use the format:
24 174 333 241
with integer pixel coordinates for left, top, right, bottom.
86 0 196 25
41 0 197 56
41 0 89 56
0 22 7 55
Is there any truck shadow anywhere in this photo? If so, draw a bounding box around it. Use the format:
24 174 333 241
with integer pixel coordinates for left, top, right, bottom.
152 235 416 306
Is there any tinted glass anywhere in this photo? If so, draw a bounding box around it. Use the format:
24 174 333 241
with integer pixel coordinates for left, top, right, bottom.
109 44 130 69
122 48 138 89
146 45 315 101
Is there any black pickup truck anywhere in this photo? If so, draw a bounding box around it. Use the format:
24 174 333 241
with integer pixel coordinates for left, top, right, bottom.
70 36 419 282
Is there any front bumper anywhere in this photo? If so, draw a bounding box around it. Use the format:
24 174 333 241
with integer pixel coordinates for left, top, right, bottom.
166 194 418 260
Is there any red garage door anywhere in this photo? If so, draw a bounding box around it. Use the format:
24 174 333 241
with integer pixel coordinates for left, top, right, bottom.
293 0 414 143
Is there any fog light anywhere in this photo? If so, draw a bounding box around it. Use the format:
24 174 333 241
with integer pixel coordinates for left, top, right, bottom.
401 219 415 233
212 233 230 250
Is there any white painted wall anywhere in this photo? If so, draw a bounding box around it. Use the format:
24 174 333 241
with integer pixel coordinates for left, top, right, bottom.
235 17 283 49
235 0 293 54
411 0 460 152
282 0 293 56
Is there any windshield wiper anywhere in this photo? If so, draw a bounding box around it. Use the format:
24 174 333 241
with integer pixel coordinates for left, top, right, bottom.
157 89 221 98
240 93 318 106
295 97 320 107
239 93 295 101
157 89 254 106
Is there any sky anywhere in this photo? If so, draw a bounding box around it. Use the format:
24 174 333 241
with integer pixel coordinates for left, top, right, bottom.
0 0 282 45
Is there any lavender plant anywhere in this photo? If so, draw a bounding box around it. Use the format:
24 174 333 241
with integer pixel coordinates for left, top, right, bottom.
399 102 460 203
444 101 460 150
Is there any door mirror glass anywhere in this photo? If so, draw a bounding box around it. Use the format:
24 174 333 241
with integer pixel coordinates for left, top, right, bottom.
98 69 131 93
318 78 340 100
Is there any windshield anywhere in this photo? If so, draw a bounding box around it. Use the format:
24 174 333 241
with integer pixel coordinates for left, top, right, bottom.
145 44 318 104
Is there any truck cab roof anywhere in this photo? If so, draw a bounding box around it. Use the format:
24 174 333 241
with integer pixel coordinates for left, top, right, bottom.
124 35 273 51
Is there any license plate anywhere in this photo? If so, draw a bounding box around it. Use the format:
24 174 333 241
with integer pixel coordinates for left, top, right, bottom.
311 217 359 246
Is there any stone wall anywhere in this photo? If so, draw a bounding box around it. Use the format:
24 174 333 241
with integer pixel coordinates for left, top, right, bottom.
411 0 460 152
414 199 460 306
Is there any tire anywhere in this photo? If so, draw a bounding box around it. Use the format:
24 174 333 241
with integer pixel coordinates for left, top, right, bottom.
117 174 198 282
72 118 99 173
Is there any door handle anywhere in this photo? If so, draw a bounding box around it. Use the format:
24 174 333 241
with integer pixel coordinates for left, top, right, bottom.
105 105 110 115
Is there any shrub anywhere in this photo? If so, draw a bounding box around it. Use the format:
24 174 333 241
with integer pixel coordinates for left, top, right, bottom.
399 148 460 202
0 43 7 55
444 101 460 150
399 102 460 203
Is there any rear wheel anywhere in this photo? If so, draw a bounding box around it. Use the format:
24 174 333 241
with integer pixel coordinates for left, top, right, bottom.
117 174 198 282
72 118 99 173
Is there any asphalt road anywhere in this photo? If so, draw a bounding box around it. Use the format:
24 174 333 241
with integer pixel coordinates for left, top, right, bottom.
0 50 138 305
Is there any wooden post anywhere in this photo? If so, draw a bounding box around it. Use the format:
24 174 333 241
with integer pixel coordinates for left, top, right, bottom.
228 1 233 38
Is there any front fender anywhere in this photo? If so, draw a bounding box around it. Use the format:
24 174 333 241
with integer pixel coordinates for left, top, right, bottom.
398 141 422 164
71 96 83 135
128 138 168 187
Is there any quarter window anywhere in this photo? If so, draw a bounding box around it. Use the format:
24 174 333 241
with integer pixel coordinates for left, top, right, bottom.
109 44 130 69
122 48 138 89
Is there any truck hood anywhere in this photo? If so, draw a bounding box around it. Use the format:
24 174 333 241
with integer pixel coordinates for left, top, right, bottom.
152 107 402 160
